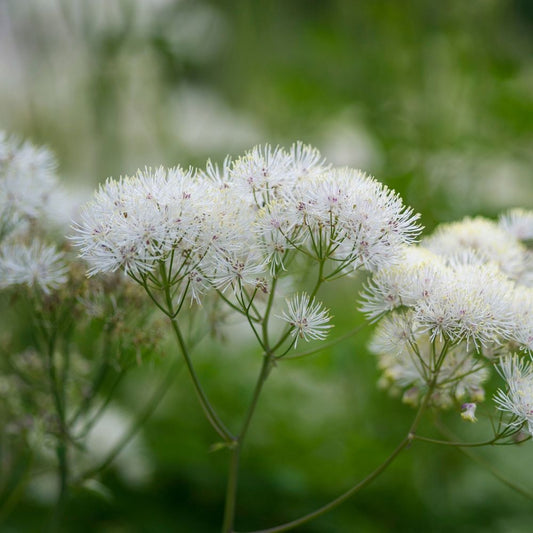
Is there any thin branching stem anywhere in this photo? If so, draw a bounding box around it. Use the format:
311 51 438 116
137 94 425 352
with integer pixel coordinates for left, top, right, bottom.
435 420 533 500
280 323 367 361
239 378 440 533
74 359 183 485
158 261 234 443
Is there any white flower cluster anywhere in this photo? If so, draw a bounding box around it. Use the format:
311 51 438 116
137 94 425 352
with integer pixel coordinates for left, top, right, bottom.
370 312 487 408
74 143 421 298
499 208 533 242
0 131 58 238
423 216 533 286
0 132 68 295
361 247 518 348
362 211 533 413
0 241 68 295
495 354 533 435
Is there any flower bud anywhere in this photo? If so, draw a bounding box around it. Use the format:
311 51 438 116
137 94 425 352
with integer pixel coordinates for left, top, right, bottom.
461 402 477 422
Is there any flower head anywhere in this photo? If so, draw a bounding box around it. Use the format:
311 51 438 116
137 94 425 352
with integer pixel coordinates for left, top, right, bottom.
369 313 489 408
499 208 533 242
285 168 421 270
495 354 533 435
278 293 332 347
423 216 529 282
509 287 533 352
359 246 448 321
0 240 68 294
0 132 58 238
230 144 292 200
74 142 421 304
414 261 514 348
288 142 331 181
72 166 208 277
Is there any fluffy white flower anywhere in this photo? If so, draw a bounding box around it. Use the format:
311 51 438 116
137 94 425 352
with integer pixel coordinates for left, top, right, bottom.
414 261 514 347
359 246 449 321
499 208 533 242
278 293 332 347
230 144 293 200
0 132 58 237
367 310 417 355
495 354 533 435
198 156 233 190
0 240 68 294
254 200 304 273
75 142 420 298
288 142 331 181
509 287 533 352
285 168 421 270
72 166 209 277
198 184 267 293
206 249 266 293
423 216 529 282
370 317 488 408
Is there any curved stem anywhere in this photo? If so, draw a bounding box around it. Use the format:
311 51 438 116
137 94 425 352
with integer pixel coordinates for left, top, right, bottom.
308 259 325 301
270 265 327 355
75 368 128 439
435 420 533 500
238 370 439 533
222 274 282 532
412 434 500 447
158 262 234 443
69 329 114 427
240 436 410 533
169 316 234 442
455 445 533 500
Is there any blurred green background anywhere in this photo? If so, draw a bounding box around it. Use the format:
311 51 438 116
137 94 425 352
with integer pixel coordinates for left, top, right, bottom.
1 0 533 531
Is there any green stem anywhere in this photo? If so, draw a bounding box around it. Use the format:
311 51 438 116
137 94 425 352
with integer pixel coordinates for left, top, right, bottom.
280 323 367 361
412 434 499 447
222 355 274 533
261 278 278 342
222 443 241 533
68 331 113 427
222 274 282 532
270 265 327 355
158 262 234 443
456 446 533 500
238 372 439 533
74 358 182 485
435 420 533 500
76 368 128 439
309 259 325 301
168 315 234 443
240 436 410 533
45 329 68 531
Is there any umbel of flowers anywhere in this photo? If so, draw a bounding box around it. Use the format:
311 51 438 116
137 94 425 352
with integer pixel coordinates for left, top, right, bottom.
361 213 533 433
73 143 421 290
0 132 165 531
4 131 533 532
73 142 424 531
0 132 68 292
71 142 533 532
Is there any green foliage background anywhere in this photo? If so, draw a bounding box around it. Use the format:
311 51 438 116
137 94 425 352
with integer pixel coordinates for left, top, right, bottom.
1 1 533 531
